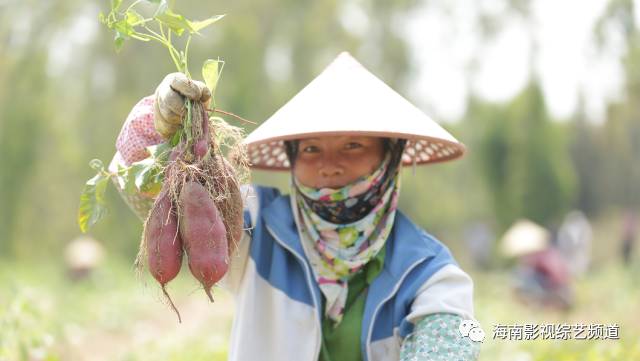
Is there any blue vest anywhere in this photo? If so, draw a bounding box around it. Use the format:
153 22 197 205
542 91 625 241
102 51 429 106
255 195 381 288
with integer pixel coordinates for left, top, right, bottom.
242 185 458 360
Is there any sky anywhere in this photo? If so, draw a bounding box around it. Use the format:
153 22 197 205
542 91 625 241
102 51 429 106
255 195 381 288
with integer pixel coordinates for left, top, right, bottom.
403 0 635 123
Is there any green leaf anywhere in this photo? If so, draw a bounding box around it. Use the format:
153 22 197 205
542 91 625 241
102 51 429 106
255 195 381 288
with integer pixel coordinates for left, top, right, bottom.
78 172 110 233
122 164 140 193
189 14 225 33
169 127 183 147
147 142 172 161
127 158 151 188
114 31 126 52
152 167 164 184
125 9 146 27
114 19 134 37
112 15 141 51
98 12 106 25
154 9 191 36
134 163 155 191
202 59 223 96
125 157 164 195
115 163 128 190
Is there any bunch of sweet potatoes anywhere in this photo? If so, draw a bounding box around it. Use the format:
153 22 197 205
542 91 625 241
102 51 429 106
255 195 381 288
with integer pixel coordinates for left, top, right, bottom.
140 100 244 322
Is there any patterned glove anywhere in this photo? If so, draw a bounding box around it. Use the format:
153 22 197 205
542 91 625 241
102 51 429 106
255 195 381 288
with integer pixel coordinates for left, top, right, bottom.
400 313 481 361
153 72 212 139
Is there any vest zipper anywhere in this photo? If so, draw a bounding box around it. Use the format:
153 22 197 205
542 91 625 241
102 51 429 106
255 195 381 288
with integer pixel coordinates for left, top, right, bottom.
265 224 322 360
365 257 426 361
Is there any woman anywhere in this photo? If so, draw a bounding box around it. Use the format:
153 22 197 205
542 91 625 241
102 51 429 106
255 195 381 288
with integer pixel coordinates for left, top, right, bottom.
110 52 481 361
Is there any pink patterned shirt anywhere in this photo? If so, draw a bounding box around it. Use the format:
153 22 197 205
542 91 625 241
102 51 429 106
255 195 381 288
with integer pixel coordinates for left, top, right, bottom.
115 95 165 165
109 95 164 221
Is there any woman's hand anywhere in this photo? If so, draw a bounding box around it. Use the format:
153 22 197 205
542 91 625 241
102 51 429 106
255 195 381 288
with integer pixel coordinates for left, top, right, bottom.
153 72 212 139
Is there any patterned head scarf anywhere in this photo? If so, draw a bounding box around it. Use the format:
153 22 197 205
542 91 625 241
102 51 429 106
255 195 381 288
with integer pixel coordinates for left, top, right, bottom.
287 138 406 326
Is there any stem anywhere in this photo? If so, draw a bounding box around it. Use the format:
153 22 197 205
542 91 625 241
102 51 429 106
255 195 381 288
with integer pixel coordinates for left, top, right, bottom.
166 29 184 72
166 29 182 72
158 19 166 38
143 26 166 43
141 25 182 71
183 35 192 78
137 18 154 26
101 169 114 178
138 29 167 44
183 99 193 150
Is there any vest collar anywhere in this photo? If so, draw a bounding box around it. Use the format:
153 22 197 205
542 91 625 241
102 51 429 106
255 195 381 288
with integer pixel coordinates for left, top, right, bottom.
261 194 305 258
261 193 435 283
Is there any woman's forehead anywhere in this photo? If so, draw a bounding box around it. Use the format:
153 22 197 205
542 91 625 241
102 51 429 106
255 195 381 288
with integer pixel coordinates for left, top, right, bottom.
298 135 382 142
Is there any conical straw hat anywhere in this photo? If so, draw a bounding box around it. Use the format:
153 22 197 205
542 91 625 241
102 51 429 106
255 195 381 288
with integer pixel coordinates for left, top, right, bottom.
243 51 466 171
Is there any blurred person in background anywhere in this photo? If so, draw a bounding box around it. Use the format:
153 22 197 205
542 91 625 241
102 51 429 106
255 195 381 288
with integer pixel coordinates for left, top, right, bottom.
64 236 105 281
502 220 574 311
556 210 592 277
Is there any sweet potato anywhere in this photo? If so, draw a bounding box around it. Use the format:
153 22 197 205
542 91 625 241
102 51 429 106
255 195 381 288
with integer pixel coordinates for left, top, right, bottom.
212 157 244 258
193 105 210 160
179 181 229 302
143 189 183 322
194 139 209 159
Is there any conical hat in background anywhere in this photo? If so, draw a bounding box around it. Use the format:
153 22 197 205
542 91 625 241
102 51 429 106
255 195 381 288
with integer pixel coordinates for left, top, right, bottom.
500 219 551 258
242 52 466 171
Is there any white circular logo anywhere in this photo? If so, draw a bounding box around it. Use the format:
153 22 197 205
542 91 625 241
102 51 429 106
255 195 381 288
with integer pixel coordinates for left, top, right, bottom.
458 318 485 342
468 327 486 342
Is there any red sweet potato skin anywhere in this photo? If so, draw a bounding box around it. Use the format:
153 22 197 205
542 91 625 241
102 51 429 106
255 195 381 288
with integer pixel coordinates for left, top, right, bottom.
145 192 183 285
179 181 228 300
224 178 243 256
194 139 209 159
194 105 210 160
205 156 244 258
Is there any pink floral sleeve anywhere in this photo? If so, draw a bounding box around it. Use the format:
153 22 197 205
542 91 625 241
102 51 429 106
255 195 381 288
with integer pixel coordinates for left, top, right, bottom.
108 95 165 221
116 95 165 165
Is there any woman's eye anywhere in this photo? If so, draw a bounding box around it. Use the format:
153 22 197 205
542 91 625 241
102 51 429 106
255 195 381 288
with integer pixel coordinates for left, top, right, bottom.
302 145 320 153
345 142 363 150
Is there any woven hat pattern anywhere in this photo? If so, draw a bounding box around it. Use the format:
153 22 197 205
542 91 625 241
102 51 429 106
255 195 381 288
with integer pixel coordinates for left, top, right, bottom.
243 52 466 171
247 138 463 170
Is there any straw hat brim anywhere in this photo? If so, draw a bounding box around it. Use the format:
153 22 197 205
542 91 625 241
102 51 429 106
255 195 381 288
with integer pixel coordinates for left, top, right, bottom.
242 52 466 171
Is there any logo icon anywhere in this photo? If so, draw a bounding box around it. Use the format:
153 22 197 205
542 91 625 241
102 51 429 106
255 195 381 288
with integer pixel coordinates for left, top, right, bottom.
459 318 485 342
